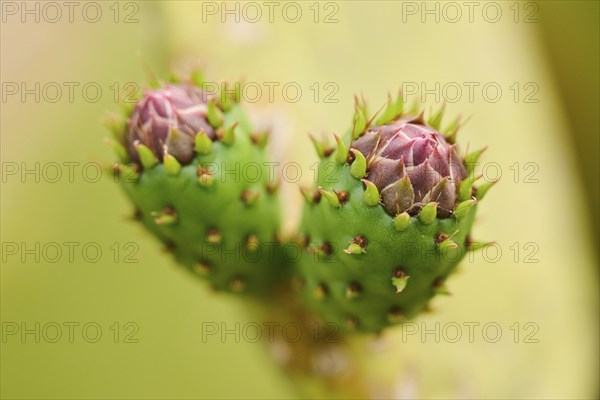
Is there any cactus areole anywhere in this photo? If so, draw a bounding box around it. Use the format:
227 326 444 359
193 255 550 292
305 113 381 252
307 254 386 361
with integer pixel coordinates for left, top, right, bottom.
296 95 494 333
108 78 289 296
106 77 494 334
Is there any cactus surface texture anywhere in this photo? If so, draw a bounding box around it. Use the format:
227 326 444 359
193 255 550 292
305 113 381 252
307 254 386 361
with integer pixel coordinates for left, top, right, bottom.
296 94 493 333
107 74 289 296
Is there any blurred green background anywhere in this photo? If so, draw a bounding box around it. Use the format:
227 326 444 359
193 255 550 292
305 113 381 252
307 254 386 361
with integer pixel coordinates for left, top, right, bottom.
1 1 598 399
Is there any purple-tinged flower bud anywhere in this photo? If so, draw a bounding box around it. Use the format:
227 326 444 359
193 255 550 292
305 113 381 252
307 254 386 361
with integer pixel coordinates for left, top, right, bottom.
127 84 215 164
352 115 467 217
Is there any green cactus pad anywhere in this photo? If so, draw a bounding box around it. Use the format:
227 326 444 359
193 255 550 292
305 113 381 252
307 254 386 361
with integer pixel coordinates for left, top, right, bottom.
110 83 290 296
296 96 490 333
298 163 477 332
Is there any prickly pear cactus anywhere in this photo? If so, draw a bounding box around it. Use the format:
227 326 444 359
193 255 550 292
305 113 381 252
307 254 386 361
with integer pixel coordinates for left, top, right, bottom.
297 94 495 333
106 74 289 296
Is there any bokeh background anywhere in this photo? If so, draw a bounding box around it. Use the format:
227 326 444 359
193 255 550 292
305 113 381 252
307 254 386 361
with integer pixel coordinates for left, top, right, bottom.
1 1 598 399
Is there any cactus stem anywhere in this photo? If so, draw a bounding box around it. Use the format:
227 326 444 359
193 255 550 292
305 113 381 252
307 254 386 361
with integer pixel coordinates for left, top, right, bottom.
392 269 410 293
393 212 411 231
418 202 438 224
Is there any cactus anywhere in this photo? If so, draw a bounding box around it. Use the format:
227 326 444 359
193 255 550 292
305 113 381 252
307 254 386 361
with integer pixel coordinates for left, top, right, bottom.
106 73 289 296
103 73 497 398
296 93 494 333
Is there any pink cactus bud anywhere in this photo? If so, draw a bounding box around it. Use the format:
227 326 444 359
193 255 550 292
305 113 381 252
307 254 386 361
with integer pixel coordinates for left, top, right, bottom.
127 84 215 164
352 116 467 217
